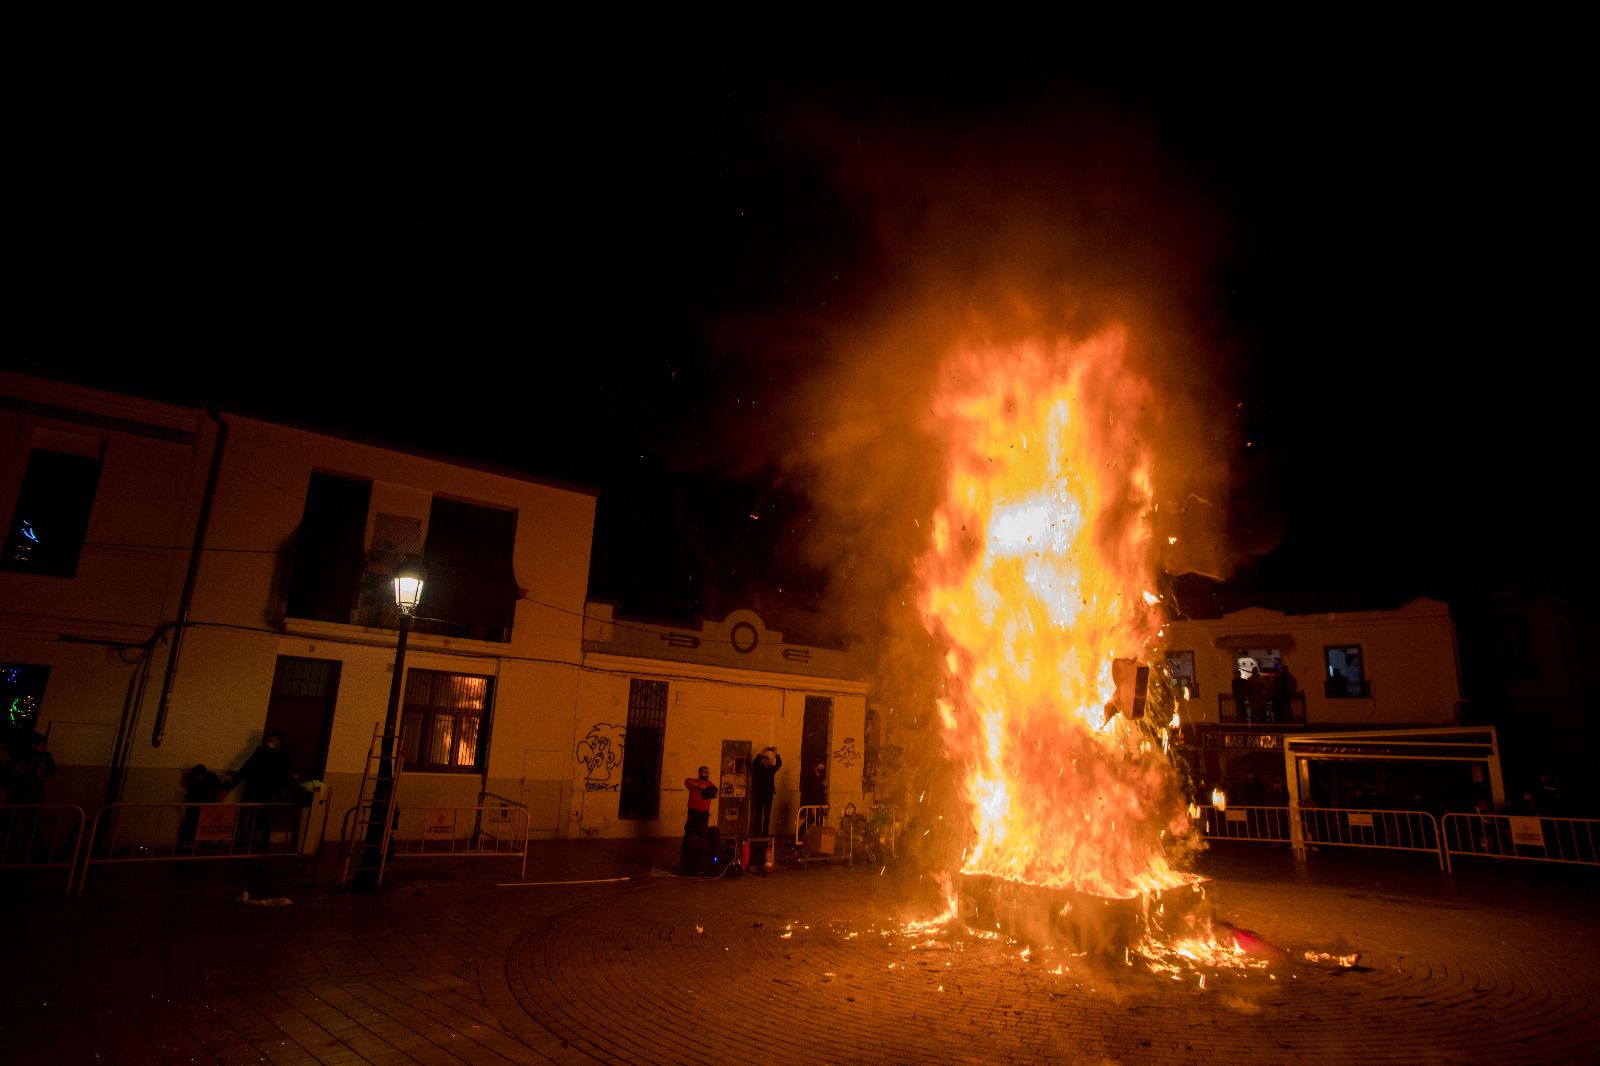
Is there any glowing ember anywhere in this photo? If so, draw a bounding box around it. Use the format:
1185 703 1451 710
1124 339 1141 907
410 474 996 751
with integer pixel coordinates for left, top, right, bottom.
917 332 1191 900
1303 950 1361 969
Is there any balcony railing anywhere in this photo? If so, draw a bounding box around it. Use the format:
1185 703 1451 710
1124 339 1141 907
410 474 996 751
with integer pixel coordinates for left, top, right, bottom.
287 563 515 644
1217 692 1306 725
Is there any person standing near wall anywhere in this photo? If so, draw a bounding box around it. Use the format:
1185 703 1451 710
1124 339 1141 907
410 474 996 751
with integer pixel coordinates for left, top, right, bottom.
681 764 717 875
750 746 782 836
3 731 54 805
177 763 223 848
2 731 55 862
227 731 293 848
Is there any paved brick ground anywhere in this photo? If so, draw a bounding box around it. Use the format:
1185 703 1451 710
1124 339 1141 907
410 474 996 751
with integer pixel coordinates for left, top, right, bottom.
2 843 1596 1064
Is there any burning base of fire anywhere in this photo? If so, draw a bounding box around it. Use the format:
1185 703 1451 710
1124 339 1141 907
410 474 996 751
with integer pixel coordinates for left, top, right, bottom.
957 873 1208 956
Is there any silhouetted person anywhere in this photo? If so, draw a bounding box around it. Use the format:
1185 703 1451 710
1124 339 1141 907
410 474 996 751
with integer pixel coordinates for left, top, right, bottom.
228 732 293 848
1535 771 1564 816
802 760 828 808
1232 659 1256 721
750 746 782 836
3 732 56 861
1472 796 1505 854
1268 778 1289 806
1273 663 1297 719
178 763 222 848
4 731 55 805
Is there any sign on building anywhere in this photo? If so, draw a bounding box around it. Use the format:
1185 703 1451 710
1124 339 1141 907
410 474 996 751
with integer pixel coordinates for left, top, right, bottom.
194 806 237 844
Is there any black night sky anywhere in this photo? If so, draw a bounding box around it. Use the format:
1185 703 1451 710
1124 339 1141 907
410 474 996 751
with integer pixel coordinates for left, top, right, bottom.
6 29 1593 623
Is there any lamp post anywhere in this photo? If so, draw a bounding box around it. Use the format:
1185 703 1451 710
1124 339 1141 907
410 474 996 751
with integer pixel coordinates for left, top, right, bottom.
356 557 426 890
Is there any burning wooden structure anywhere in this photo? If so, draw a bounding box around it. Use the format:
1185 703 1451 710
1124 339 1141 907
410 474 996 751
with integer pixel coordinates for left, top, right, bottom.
958 873 1208 954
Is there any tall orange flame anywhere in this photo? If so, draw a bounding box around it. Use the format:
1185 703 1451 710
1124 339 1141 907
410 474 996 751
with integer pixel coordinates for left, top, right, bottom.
917 330 1190 899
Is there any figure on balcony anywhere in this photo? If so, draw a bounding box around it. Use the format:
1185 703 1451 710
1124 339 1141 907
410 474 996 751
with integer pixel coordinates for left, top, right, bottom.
1272 662 1297 721
1232 657 1258 721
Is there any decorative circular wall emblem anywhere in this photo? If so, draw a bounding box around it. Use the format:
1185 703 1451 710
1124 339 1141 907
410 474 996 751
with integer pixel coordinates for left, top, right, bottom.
730 621 759 654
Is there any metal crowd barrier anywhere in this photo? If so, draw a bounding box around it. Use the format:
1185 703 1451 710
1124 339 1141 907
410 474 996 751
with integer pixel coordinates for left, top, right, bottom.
1440 813 1600 872
1199 805 1291 843
78 801 314 896
794 804 829 846
1198 805 1600 874
788 804 899 865
0 804 86 896
1293 806 1443 868
337 802 530 881
793 803 853 863
1199 805 1444 868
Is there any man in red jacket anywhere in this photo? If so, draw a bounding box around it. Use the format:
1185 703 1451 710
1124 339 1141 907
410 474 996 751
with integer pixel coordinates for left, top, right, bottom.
681 765 717 874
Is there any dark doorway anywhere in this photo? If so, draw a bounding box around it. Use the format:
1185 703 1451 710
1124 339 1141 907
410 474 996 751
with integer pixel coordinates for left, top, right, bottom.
800 695 832 806
262 657 341 785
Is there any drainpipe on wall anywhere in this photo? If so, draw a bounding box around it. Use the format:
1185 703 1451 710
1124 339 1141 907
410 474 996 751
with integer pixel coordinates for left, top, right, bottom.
151 405 228 748
101 622 172 804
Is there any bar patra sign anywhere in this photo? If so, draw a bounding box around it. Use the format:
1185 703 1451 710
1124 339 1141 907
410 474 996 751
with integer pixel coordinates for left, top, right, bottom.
1219 733 1281 750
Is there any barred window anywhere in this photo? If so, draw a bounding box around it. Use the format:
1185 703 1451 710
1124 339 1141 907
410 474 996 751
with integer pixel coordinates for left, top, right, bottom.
618 679 667 819
401 669 493 772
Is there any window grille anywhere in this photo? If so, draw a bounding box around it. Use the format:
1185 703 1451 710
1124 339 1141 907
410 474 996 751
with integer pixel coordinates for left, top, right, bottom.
270 657 341 701
618 679 667 819
401 669 493 772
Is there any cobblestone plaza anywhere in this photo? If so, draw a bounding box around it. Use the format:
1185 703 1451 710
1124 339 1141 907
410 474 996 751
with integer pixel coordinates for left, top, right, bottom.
4 844 1595 1064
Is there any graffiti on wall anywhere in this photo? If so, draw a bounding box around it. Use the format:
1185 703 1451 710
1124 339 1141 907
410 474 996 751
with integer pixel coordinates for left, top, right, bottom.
832 737 861 768
575 722 625 792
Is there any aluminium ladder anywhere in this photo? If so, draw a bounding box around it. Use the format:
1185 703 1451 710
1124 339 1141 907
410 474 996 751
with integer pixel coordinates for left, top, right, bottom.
339 722 406 888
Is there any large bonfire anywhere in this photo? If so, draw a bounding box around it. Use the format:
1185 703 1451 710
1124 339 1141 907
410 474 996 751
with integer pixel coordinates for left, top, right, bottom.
916 329 1193 901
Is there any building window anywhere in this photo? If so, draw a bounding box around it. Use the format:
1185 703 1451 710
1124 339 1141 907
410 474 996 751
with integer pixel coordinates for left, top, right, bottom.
2 662 50 733
417 496 519 643
287 472 371 622
1324 645 1369 698
1166 651 1198 700
3 450 103 577
1226 647 1302 723
619 679 667 819
401 669 493 772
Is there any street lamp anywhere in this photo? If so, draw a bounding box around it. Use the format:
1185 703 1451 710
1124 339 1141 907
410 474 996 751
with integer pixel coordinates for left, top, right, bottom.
356 556 427 890
392 562 426 617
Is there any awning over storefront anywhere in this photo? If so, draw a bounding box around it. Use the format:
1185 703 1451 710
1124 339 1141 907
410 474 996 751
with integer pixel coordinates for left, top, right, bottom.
1283 726 1504 808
